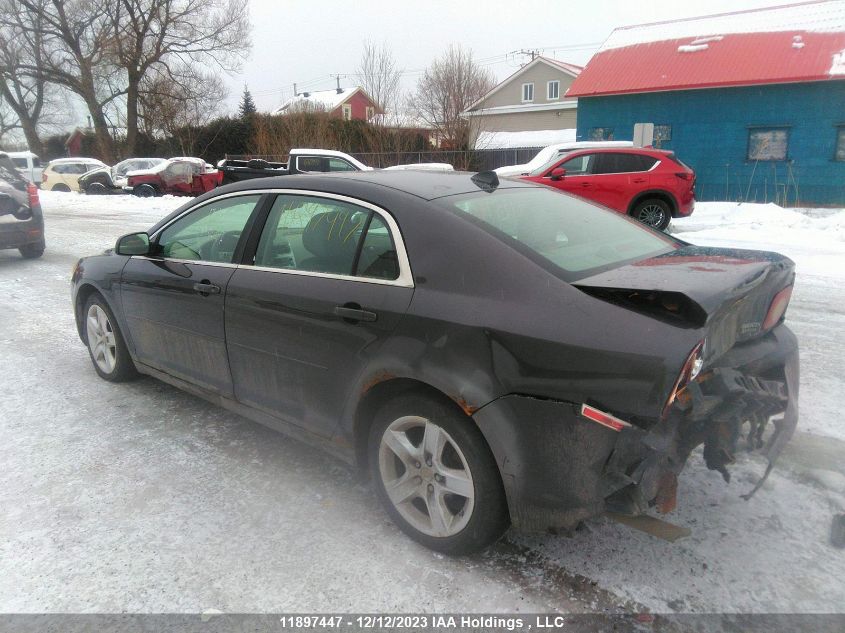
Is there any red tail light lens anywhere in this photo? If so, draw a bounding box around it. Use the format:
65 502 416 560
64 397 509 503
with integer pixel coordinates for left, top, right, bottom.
41 172 47 183
26 183 40 207
674 172 692 180
663 340 705 417
762 286 793 331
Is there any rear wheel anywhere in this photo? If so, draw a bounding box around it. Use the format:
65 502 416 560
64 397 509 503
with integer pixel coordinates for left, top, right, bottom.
86 182 108 195
632 198 671 231
51 183 71 192
134 184 157 198
19 244 43 259
83 294 137 382
368 395 509 555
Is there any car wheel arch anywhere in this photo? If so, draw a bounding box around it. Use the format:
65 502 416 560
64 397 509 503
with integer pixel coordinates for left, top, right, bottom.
627 189 678 217
351 377 500 480
74 284 126 346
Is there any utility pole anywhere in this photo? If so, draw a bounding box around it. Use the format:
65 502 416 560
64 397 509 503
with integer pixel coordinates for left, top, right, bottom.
293 83 297 96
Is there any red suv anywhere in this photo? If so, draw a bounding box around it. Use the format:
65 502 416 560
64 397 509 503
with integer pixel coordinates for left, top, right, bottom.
520 148 695 230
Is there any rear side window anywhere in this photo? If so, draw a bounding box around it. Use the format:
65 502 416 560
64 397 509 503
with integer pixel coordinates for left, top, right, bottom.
443 187 678 280
592 153 656 174
296 156 324 172
254 195 398 280
11 158 26 169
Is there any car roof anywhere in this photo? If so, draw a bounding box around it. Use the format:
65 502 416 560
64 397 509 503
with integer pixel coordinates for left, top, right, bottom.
49 157 105 164
215 169 538 201
567 147 672 156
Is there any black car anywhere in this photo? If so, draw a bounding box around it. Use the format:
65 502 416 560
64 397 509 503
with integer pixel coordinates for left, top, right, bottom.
71 170 799 554
0 152 45 259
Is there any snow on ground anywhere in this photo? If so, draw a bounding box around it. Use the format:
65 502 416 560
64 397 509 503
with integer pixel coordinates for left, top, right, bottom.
0 191 843 615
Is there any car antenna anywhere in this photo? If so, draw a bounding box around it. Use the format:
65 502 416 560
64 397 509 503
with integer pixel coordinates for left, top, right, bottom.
471 170 499 192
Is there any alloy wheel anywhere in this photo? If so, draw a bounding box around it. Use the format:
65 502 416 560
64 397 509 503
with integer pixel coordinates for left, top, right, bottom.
86 304 117 374
637 203 666 228
378 415 475 537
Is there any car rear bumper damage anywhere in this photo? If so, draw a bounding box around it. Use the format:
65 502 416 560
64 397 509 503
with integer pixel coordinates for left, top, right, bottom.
473 324 798 533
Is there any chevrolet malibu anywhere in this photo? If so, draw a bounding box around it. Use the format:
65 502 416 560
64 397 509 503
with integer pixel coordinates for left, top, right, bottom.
71 171 799 554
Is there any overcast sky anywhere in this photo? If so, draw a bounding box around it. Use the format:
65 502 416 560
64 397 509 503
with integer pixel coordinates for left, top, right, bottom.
228 0 795 114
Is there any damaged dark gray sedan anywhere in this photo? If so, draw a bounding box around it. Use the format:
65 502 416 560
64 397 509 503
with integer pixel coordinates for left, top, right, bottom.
71 170 799 554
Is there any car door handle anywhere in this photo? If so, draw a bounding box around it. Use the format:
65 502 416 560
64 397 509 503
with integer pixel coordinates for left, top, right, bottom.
632 178 647 183
580 182 592 187
334 303 377 323
192 280 221 296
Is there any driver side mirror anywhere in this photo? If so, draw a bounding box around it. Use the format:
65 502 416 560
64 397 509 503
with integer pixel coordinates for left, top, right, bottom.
115 232 150 256
549 167 566 181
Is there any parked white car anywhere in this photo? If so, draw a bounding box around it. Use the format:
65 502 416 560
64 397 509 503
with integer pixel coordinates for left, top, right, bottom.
7 151 43 184
494 141 634 177
41 157 108 192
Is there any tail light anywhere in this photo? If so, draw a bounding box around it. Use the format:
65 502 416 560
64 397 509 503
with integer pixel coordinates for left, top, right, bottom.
663 340 705 417
674 172 693 180
26 182 40 207
41 172 47 183
762 286 793 331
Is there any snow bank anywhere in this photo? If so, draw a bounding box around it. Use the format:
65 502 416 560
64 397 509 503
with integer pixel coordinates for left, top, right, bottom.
475 128 576 150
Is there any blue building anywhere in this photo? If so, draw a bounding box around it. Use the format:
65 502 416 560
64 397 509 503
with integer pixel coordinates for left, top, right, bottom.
566 1 845 206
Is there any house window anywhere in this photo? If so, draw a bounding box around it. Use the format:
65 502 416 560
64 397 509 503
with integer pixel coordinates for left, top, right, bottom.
747 127 789 161
547 81 560 100
836 126 845 161
365 106 374 119
654 124 672 147
588 127 614 141
522 83 534 103
342 104 352 120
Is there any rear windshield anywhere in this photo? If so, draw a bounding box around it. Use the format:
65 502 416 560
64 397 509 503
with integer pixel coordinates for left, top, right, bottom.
0 155 26 185
439 187 679 281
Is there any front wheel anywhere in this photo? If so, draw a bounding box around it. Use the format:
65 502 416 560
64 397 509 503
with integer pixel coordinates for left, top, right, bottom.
632 198 672 231
83 294 137 382
86 182 108 195
369 395 509 555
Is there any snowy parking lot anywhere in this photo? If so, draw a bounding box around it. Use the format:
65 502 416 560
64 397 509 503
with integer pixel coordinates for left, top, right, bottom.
1 190 844 615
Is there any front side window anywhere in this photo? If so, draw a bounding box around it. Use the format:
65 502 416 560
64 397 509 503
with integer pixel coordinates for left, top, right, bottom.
547 80 560 100
156 195 261 263
11 158 27 169
835 126 845 161
442 188 678 281
522 83 534 102
748 127 788 161
530 153 593 177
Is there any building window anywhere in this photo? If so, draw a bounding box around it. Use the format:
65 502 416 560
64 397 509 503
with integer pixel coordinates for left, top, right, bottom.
836 126 845 161
547 80 560 100
522 83 534 102
342 104 352 120
588 127 614 141
747 127 789 161
365 106 374 119
654 124 672 147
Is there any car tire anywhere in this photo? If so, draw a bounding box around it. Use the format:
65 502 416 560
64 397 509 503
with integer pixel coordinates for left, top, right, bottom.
134 184 158 198
368 394 509 555
18 244 44 259
51 184 71 192
83 293 138 382
632 198 672 231
86 182 108 195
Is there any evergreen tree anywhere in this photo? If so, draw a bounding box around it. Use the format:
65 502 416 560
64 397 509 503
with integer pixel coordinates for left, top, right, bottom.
239 85 257 117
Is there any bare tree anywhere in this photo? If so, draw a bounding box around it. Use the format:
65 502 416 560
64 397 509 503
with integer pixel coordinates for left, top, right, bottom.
357 41 402 117
0 0 51 154
15 0 124 161
107 0 250 155
139 64 227 155
412 45 495 150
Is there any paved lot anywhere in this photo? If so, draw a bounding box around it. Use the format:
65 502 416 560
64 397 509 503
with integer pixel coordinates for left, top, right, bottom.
0 192 843 614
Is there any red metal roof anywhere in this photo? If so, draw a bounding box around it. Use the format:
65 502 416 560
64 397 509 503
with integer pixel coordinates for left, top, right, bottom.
567 1 845 97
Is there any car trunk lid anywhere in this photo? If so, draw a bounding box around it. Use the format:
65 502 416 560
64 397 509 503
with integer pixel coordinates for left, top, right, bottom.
572 245 795 361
